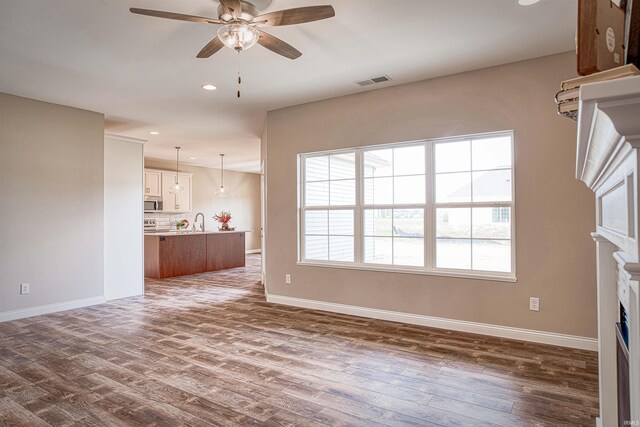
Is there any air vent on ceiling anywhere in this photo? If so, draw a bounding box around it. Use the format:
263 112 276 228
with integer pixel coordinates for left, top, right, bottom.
356 75 392 87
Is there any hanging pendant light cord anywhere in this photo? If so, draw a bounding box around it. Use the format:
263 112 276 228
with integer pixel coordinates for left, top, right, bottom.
175 147 180 184
221 154 224 188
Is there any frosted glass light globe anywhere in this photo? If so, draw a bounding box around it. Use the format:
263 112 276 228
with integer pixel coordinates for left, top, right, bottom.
217 23 259 51
168 180 183 195
216 185 230 198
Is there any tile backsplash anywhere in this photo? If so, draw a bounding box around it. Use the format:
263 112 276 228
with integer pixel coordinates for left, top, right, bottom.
144 212 189 229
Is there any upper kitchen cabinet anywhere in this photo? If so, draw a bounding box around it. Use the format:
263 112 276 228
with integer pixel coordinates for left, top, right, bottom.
161 172 192 213
144 171 162 197
175 173 192 212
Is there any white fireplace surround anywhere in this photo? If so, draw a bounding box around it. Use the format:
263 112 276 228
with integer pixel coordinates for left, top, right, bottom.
577 75 640 427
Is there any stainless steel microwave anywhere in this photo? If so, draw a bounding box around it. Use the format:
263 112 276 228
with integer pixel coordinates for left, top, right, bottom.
144 199 163 212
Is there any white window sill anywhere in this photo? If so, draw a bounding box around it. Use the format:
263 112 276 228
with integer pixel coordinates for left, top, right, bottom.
297 260 517 283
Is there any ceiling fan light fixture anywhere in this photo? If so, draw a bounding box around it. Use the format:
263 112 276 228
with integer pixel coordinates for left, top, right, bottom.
217 23 259 51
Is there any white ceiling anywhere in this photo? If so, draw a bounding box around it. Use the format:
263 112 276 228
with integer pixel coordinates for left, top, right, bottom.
0 0 577 173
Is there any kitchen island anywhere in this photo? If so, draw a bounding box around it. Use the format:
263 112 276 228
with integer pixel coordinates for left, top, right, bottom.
144 230 246 279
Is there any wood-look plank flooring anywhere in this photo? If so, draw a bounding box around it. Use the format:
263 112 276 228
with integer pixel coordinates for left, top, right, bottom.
1 255 599 426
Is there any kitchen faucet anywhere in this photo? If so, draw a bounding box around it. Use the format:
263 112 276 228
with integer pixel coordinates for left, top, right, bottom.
194 212 205 232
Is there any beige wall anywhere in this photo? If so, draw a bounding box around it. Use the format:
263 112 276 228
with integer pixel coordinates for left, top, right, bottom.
144 159 261 251
0 93 105 317
264 52 598 338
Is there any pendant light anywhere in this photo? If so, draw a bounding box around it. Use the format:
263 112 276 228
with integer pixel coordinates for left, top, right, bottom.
168 146 183 194
216 153 230 197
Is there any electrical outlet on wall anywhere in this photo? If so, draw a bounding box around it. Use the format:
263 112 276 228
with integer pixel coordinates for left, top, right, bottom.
529 297 540 311
20 283 30 295
285 274 291 284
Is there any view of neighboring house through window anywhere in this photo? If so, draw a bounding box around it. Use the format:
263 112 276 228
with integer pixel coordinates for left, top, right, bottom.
491 207 511 223
304 153 356 262
299 131 515 279
434 136 513 273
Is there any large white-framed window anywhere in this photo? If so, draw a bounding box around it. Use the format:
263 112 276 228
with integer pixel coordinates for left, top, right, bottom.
298 131 515 282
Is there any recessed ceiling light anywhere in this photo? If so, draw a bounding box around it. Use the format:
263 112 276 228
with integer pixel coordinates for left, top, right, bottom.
149 131 159 135
189 157 197 160
518 0 540 5
202 84 217 91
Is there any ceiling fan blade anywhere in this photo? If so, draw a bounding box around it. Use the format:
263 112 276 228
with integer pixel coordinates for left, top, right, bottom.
130 8 221 25
257 30 301 60
252 6 335 26
219 0 243 19
197 37 225 58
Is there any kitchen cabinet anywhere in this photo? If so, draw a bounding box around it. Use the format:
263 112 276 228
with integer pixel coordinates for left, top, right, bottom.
144 171 162 197
161 172 192 213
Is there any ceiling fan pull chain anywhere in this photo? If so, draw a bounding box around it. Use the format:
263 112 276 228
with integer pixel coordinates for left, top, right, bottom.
237 51 241 98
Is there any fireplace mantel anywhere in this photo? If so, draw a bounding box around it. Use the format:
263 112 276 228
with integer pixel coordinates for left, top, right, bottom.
577 76 640 427
577 76 640 191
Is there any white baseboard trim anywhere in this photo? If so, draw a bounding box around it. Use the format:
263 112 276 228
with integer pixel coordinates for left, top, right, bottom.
246 249 262 254
0 296 106 322
105 291 143 302
266 294 598 351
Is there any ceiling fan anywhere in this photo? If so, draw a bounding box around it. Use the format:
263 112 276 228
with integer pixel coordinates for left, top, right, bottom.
130 0 335 60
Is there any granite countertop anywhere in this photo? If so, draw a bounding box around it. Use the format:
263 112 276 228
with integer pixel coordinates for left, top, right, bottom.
144 230 249 237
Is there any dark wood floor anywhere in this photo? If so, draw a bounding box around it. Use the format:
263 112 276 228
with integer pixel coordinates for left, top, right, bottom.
1 255 598 426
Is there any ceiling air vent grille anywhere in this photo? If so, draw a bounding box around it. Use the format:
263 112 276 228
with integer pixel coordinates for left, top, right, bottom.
356 75 392 87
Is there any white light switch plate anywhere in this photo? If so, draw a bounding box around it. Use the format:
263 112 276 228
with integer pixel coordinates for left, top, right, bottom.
20 283 30 295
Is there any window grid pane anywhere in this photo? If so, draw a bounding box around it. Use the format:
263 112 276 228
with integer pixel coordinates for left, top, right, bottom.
329 210 354 236
434 137 513 204
330 179 356 205
305 156 329 182
330 153 356 180
393 145 425 176
330 236 354 262
304 153 356 207
363 144 426 206
305 235 328 260
303 209 354 262
305 210 328 235
435 206 511 271
363 209 425 267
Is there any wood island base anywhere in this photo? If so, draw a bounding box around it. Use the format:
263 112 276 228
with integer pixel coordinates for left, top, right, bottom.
144 231 246 279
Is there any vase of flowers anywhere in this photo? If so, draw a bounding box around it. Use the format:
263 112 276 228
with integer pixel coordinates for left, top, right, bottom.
214 211 233 231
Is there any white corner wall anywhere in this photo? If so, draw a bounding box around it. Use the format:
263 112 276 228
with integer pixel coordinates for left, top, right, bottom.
104 134 145 300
